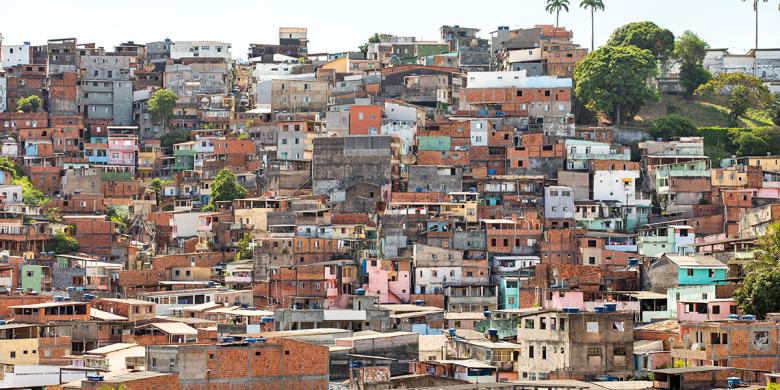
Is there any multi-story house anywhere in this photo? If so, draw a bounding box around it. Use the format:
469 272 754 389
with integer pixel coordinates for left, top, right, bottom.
516 310 634 380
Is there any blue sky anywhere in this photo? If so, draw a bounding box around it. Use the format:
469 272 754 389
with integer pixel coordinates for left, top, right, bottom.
1 0 778 59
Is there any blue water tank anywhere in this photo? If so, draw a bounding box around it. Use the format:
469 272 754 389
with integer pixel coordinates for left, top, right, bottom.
742 314 756 321
415 299 424 306
245 338 258 343
448 328 456 337
487 169 496 175
222 337 235 343
482 310 492 318
727 377 741 388
488 328 499 338
261 317 273 324
727 314 740 320
627 258 639 267
594 306 607 314
562 307 580 314
354 288 365 296
87 375 104 382
604 303 617 313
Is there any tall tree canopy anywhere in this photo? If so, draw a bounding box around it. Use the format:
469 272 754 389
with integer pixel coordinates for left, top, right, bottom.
579 0 605 51
696 73 774 123
574 45 658 124
205 169 248 210
674 31 711 97
147 88 177 128
736 222 780 319
545 0 571 28
607 21 675 63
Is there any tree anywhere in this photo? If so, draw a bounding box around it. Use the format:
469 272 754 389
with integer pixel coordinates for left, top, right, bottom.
696 73 774 124
674 31 709 67
736 256 780 319
579 0 605 51
674 31 711 98
47 230 80 254
679 62 712 98
358 33 394 57
207 168 247 210
107 207 130 235
545 0 570 28
17 95 42 113
235 233 253 261
607 21 675 64
159 129 190 150
146 88 177 129
574 45 658 124
745 222 780 273
733 127 780 156
0 157 48 206
649 114 697 140
148 178 163 206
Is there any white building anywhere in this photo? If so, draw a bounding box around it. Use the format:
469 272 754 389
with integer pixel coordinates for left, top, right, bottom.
469 119 490 147
593 170 643 204
0 184 22 204
465 70 572 89
170 41 232 60
1 42 31 67
544 186 575 220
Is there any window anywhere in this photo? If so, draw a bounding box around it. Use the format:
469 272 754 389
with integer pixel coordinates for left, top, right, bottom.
541 346 547 360
712 305 720 314
687 269 694 277
524 318 535 329
587 348 602 356
613 347 626 356
709 269 715 278
540 317 547 330
559 318 566 331
586 321 599 332
528 346 534 358
613 321 625 331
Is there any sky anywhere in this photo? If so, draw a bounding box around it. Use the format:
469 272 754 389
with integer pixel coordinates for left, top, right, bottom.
1 0 779 59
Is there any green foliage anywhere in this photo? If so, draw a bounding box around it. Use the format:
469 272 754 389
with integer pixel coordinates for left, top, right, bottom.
733 127 780 157
235 233 253 261
237 132 249 140
47 230 79 254
696 73 774 125
107 207 130 235
650 114 697 139
207 169 247 210
767 382 780 390
149 178 163 194
736 222 780 319
358 33 394 57
679 63 711 98
17 95 42 113
574 45 658 124
545 0 570 27
773 100 780 127
147 88 177 128
674 31 709 66
163 204 174 211
0 157 48 206
159 129 191 151
607 21 675 63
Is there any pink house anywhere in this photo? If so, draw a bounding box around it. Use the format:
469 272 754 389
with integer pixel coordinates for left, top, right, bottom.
325 265 342 308
364 259 411 304
677 298 737 322
543 290 585 310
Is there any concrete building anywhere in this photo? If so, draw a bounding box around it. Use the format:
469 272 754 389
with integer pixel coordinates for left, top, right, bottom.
516 310 634 381
647 254 727 293
544 186 575 220
407 165 463 193
170 41 231 60
79 55 133 125
270 79 329 113
2 42 31 67
312 136 393 205
146 338 328 388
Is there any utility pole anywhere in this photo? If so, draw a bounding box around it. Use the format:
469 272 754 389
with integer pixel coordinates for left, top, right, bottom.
746 0 769 76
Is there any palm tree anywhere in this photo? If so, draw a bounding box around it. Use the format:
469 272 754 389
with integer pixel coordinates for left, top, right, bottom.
545 0 571 28
580 0 605 51
744 222 780 273
744 0 768 76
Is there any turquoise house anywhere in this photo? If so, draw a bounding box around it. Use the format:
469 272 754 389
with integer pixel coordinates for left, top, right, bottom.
648 255 727 292
498 276 519 310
